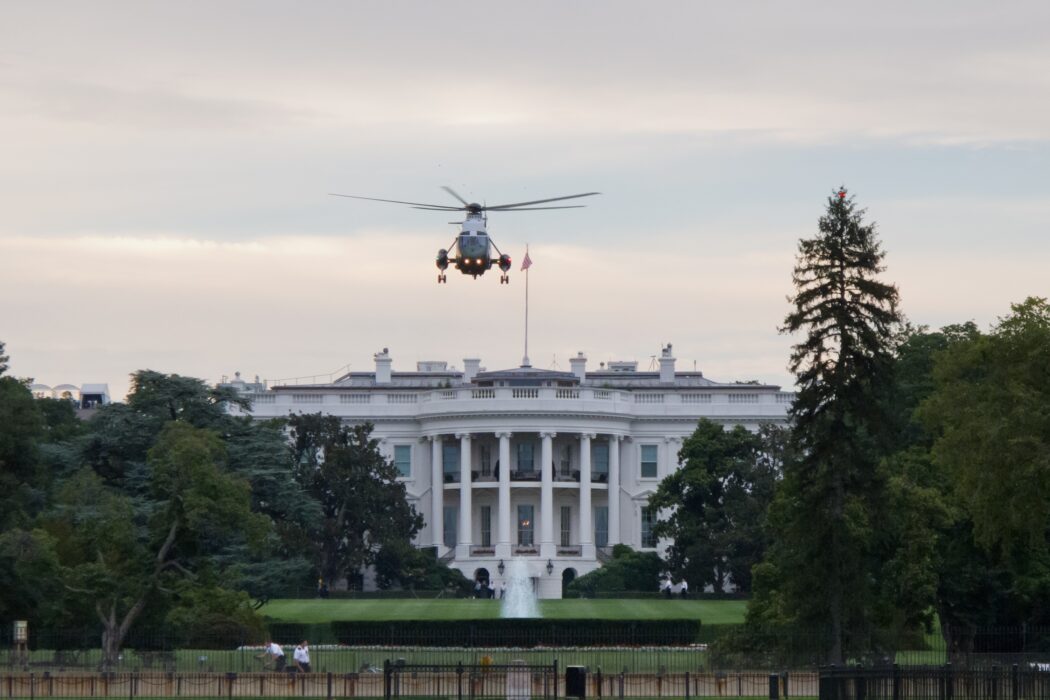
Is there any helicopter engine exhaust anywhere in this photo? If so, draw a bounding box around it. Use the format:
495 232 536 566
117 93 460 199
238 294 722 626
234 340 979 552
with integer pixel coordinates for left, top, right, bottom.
498 254 511 272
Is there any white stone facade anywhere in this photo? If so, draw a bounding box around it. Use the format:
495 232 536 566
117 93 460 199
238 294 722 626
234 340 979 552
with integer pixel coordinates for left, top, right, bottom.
224 345 793 598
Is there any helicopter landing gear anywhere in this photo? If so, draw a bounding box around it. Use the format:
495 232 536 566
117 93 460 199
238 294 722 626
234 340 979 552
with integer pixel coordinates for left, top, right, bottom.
437 274 446 284
500 274 509 284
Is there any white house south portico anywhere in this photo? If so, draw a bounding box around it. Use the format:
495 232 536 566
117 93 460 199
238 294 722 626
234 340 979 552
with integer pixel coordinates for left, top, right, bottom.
224 345 792 598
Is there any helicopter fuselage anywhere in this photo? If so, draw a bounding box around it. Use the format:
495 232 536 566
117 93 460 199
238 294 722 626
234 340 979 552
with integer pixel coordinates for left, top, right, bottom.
454 213 492 276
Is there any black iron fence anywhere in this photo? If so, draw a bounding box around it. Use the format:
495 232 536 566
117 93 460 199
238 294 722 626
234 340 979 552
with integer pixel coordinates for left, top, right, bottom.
819 665 1050 700
384 661 559 700
0 668 806 699
3 627 1050 677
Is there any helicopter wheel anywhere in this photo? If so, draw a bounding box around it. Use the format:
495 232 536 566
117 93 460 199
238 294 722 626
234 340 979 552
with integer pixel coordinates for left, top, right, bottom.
438 274 446 284
500 275 509 284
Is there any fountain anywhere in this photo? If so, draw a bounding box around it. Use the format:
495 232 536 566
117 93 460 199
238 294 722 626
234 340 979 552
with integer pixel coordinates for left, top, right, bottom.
500 558 540 618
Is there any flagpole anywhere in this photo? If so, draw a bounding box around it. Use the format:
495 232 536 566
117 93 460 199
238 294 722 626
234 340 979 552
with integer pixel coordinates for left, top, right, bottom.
522 244 531 367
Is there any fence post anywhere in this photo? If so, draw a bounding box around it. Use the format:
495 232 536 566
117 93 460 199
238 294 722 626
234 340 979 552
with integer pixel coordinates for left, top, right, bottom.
1011 664 1019 700
684 671 689 700
856 666 866 700
769 674 780 700
618 672 624 700
327 672 333 700
945 663 953 700
226 672 236 700
892 665 900 700
782 671 789 699
456 661 463 700
383 660 391 700
991 666 999 700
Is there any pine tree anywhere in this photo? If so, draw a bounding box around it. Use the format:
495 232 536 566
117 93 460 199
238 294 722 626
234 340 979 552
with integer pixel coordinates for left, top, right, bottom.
753 188 901 662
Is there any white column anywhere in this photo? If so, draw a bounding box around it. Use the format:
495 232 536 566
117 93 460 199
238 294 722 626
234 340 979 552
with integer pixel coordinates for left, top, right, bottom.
664 436 682 478
579 433 594 558
430 436 444 549
608 436 621 546
496 431 512 558
457 433 472 558
540 431 555 558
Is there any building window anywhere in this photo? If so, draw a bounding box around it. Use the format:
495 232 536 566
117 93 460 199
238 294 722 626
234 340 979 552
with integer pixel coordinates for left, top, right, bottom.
517 505 534 546
443 506 458 548
480 444 492 477
516 442 534 474
480 506 492 547
443 443 460 482
393 445 412 477
594 506 609 548
640 445 658 479
560 506 572 547
560 445 572 477
641 506 657 548
592 442 609 480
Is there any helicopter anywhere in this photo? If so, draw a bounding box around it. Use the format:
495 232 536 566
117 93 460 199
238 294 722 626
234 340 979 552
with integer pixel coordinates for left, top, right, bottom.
330 186 599 283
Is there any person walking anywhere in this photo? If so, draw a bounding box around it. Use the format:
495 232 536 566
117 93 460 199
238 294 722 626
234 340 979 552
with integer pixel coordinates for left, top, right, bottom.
293 640 311 673
499 581 506 599
487 579 496 599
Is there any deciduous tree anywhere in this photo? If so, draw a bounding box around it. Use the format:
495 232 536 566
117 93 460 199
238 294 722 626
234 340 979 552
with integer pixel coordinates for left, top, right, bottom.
650 420 784 593
287 414 423 586
52 423 267 665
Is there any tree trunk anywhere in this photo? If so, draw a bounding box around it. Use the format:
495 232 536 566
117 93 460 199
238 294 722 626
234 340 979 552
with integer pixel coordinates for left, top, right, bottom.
828 472 845 665
98 520 181 668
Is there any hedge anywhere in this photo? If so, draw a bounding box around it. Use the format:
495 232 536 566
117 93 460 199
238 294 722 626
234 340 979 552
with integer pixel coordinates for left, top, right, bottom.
328 619 703 647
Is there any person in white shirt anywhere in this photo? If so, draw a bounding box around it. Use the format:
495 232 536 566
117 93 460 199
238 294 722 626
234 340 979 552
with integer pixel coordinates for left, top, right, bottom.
293 640 311 673
257 640 285 672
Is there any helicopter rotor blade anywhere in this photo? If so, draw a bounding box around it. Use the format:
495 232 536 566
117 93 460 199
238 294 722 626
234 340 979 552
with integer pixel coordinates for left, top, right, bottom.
485 192 600 210
441 186 470 206
487 205 589 211
329 193 464 211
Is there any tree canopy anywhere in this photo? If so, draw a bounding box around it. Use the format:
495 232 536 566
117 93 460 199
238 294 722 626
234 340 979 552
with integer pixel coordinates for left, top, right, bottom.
287 414 424 585
650 420 784 593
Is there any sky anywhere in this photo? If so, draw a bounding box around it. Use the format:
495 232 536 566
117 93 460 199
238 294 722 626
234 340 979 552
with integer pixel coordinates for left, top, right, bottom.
2 2 1048 399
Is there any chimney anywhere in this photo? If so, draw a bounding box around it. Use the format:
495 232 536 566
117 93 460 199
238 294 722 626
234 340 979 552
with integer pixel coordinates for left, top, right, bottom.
374 348 392 384
463 358 481 383
659 343 676 383
569 352 587 382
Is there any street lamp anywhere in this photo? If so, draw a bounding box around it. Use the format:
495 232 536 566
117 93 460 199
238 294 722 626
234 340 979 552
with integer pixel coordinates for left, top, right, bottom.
546 559 554 575
497 559 505 576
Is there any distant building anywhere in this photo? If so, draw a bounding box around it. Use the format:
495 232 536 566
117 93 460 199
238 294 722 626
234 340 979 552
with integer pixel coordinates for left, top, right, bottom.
31 382 111 410
222 344 793 598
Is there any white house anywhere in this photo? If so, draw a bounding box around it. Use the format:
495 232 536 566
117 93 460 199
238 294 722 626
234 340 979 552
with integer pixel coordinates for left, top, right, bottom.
223 345 792 598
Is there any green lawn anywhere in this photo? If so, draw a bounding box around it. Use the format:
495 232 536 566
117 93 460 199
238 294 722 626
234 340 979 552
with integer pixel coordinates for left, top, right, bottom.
261 598 747 624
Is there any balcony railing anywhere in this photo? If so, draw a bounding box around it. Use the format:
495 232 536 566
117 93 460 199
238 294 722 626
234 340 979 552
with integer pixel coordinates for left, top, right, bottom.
469 545 495 557
557 546 582 556
512 545 539 555
511 470 540 481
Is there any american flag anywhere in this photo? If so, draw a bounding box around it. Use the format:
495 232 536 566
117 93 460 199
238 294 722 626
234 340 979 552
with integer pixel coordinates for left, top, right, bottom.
520 250 532 271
